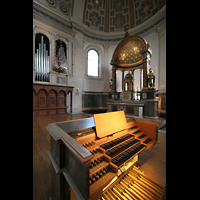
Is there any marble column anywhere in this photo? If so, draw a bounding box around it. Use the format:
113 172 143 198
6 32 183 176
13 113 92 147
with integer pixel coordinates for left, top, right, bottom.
122 70 124 92
143 61 148 89
111 67 116 92
140 67 143 90
131 70 134 91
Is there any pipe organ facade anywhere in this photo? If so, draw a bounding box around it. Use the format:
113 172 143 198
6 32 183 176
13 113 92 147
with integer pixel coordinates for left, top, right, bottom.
35 34 50 82
33 26 73 86
33 27 74 115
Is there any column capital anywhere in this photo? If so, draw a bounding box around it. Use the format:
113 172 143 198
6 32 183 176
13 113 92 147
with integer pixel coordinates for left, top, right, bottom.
103 44 110 49
111 67 116 71
157 21 166 36
51 32 57 39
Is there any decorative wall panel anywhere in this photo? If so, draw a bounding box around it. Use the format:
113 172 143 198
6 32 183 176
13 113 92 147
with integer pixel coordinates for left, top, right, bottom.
38 90 47 108
42 0 73 17
84 0 106 32
134 0 159 26
33 83 73 116
49 90 57 107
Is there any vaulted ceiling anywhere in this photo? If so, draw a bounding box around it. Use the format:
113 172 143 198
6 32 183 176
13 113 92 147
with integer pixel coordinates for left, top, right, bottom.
83 0 165 32
36 0 165 33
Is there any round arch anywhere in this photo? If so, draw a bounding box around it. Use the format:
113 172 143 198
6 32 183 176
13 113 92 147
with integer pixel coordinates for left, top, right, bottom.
84 44 104 79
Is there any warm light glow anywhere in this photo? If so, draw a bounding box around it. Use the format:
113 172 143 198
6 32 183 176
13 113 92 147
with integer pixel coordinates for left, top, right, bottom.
133 47 137 51
103 176 118 191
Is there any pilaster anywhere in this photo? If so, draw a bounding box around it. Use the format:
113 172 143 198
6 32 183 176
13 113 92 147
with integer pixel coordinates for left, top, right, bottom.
67 40 73 76
51 32 57 72
157 21 166 92
103 44 110 92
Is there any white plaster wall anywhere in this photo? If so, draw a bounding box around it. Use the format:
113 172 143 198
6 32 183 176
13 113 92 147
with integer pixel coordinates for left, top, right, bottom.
144 30 159 90
83 79 104 92
158 31 166 91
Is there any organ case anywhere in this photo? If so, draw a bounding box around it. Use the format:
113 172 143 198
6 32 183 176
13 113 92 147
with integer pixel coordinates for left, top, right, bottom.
46 111 165 200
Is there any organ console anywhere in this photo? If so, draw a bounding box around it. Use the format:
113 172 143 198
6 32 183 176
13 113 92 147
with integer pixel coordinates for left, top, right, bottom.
46 111 165 200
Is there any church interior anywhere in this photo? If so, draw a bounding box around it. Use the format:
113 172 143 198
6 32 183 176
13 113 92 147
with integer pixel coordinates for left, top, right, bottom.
33 0 166 199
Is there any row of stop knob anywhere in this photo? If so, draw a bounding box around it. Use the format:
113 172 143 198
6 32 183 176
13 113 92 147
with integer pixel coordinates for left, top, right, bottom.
89 166 109 185
82 141 95 147
90 148 99 155
90 156 104 169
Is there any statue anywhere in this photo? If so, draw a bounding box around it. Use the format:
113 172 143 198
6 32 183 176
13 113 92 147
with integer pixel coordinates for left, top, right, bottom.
109 79 113 91
148 68 155 88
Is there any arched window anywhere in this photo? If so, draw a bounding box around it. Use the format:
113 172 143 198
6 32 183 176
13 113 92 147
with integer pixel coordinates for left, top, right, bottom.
87 49 99 77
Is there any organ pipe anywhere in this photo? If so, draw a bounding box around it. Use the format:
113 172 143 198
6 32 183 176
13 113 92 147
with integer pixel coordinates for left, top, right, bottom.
36 49 39 81
43 44 46 81
35 36 49 82
41 36 44 81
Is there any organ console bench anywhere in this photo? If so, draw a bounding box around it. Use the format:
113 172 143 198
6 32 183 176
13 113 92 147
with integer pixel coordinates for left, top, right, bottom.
46 111 165 200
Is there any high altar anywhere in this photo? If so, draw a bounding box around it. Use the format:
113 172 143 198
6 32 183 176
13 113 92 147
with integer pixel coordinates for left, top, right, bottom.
108 31 158 119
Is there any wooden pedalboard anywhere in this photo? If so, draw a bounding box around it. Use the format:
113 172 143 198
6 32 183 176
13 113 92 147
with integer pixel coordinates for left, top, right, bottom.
101 165 165 200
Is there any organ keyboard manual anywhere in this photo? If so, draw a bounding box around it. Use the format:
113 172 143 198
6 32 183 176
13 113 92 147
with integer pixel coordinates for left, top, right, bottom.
46 111 166 200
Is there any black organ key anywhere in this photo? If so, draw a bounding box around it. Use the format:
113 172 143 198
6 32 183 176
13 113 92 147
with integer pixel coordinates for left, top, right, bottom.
105 138 140 158
143 138 152 144
130 126 137 130
138 134 146 139
133 130 141 134
100 134 134 150
111 143 146 166
111 158 117 164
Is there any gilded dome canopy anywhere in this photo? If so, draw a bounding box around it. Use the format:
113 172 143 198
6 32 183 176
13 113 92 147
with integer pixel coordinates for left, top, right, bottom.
110 32 151 68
